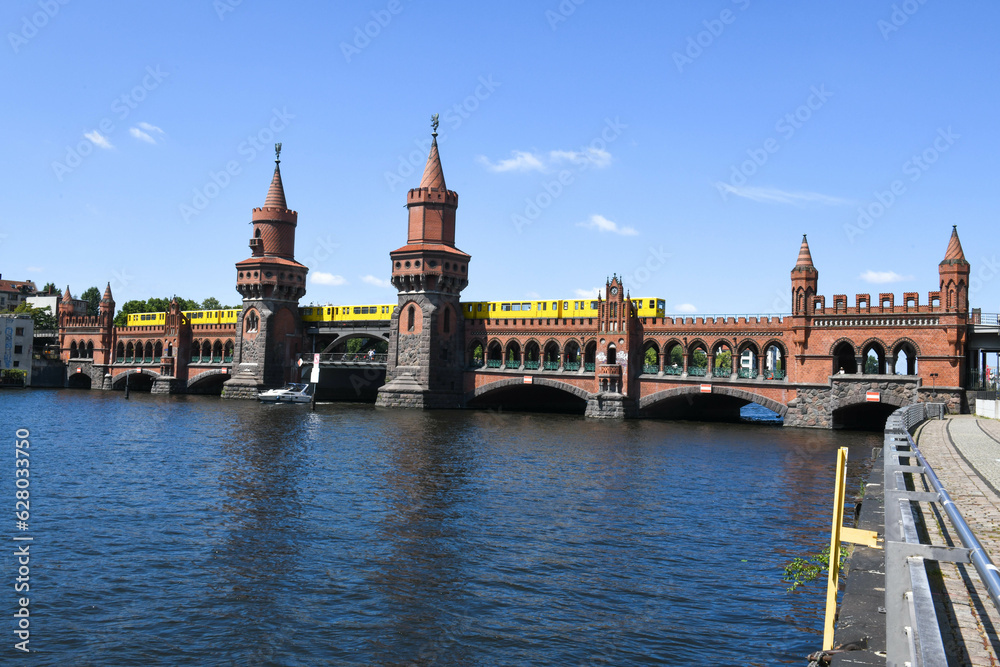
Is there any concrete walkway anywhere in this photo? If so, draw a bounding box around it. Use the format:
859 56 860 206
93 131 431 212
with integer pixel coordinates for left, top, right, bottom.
914 415 1000 666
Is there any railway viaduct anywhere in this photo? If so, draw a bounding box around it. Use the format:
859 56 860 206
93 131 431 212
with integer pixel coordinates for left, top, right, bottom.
56 129 976 428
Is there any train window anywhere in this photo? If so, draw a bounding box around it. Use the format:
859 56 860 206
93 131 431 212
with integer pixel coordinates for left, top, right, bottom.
590 301 598 309
551 302 557 310
353 307 361 314
477 304 483 312
522 303 530 310
563 301 568 309
491 303 496 311
512 304 521 311
658 300 665 310
648 300 654 309
502 303 512 311
540 302 546 311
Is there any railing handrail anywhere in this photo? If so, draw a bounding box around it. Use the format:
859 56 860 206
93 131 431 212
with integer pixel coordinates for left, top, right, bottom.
881 403 1000 665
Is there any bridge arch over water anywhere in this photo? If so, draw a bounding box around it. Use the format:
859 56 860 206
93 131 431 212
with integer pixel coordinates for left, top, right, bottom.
466 376 591 414
639 385 788 422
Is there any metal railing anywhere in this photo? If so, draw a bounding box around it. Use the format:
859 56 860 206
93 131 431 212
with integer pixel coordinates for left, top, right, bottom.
664 365 683 376
737 368 758 379
712 367 731 378
882 403 1000 666
543 361 560 370
564 361 581 371
486 359 502 369
687 366 707 377
302 353 388 364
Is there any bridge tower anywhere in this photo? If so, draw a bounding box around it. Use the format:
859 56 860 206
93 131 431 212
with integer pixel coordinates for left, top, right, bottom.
223 145 308 399
939 225 970 313
376 120 470 409
789 234 818 372
585 275 639 418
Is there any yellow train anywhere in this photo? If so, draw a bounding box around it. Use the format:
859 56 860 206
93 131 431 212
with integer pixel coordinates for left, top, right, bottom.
461 297 665 320
125 296 667 328
300 304 394 322
126 309 240 327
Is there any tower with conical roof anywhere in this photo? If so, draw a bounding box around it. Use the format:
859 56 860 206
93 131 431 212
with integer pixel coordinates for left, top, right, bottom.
376 117 470 408
790 235 818 316
223 144 308 399
938 226 970 313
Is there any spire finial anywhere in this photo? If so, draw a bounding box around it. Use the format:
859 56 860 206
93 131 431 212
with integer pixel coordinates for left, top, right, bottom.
430 113 439 139
275 143 282 164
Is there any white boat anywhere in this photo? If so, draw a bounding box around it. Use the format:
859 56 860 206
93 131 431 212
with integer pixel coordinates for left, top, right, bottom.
258 383 314 404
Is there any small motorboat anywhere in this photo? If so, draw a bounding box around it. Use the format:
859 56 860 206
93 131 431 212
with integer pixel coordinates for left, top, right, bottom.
258 383 314 404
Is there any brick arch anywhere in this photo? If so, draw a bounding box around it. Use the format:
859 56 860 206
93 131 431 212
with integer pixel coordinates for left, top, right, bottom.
639 385 788 417
642 338 660 353
687 338 708 354
110 368 161 388
737 339 761 356
709 337 735 351
467 376 591 403
187 368 229 389
859 337 889 356
828 337 857 356
890 337 921 357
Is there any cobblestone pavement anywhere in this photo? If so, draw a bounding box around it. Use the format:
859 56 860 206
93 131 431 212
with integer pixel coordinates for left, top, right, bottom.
914 415 1000 666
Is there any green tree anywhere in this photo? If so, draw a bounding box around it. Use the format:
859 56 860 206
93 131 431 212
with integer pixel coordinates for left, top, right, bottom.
114 300 149 327
644 347 658 366
865 354 879 374
13 303 56 330
715 350 732 371
42 282 57 295
669 345 683 367
692 349 707 368
201 297 223 310
80 286 101 316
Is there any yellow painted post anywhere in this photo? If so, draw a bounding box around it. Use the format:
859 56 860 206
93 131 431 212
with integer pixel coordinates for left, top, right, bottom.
823 447 848 651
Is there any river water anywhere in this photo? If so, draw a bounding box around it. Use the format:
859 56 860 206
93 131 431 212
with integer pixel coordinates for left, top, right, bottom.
1 390 881 666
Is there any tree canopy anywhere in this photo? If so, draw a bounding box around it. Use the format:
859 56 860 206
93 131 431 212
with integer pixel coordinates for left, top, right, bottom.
12 302 56 330
80 286 101 316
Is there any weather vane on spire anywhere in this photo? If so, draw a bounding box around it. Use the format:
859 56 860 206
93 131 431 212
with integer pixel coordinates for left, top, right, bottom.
431 113 439 137
275 143 282 163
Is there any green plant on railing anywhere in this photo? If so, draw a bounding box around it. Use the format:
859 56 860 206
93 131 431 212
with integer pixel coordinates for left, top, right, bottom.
688 367 706 376
664 365 683 375
486 359 502 368
782 546 849 592
543 361 559 370
584 362 595 372
565 361 581 371
524 360 539 370
643 364 659 374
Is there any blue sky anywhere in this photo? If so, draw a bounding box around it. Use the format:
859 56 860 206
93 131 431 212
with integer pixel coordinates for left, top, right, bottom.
3 1 998 314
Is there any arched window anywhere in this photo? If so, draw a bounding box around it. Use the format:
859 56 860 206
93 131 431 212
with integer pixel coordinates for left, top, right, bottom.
86 341 94 358
245 311 259 333
607 344 617 365
407 306 415 332
255 228 261 238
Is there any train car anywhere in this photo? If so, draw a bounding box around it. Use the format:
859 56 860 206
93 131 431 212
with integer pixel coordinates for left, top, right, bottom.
126 312 166 327
461 301 490 320
562 298 600 318
300 304 395 323
633 297 666 318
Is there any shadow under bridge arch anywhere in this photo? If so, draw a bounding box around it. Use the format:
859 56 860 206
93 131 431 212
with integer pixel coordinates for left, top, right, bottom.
466 377 590 415
639 386 787 424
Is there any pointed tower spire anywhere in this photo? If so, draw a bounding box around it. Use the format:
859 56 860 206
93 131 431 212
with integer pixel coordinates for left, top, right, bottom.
795 234 815 269
62 286 71 302
101 282 113 303
263 143 287 209
940 225 969 265
420 119 446 190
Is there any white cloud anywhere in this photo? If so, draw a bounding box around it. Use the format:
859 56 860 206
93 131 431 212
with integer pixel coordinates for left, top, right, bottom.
674 303 697 313
25 266 43 273
478 148 613 173
577 214 638 236
574 287 601 298
715 183 850 206
477 150 545 173
860 270 914 284
84 130 113 150
130 123 165 144
312 272 347 286
550 147 612 168
361 274 394 289
129 127 156 144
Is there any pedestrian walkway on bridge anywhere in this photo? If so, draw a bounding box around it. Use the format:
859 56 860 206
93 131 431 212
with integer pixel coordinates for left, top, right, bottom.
912 416 1000 666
